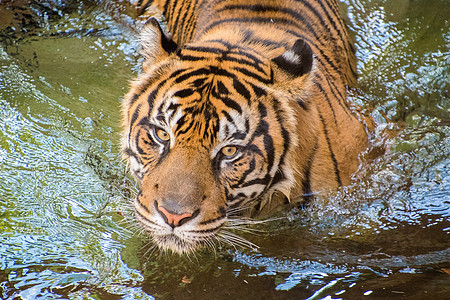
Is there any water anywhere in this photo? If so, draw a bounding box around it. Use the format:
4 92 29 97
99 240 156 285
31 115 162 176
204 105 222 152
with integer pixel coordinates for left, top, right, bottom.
0 0 448 299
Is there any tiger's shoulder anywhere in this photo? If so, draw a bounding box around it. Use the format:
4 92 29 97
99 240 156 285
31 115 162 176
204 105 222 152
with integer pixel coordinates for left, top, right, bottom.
136 0 357 87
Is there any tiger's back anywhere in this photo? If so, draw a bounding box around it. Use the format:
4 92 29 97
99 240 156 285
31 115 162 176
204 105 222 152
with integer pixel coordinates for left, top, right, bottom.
154 0 357 86
122 0 373 253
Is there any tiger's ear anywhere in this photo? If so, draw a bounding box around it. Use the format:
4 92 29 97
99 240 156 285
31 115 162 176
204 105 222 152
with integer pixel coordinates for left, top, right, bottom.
140 17 178 70
272 39 313 78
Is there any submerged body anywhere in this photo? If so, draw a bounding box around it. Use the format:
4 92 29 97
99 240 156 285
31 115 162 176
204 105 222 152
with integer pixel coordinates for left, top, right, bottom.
121 0 373 253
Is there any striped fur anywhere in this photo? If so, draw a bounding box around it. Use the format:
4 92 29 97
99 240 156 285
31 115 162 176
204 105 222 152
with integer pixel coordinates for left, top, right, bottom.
122 0 373 253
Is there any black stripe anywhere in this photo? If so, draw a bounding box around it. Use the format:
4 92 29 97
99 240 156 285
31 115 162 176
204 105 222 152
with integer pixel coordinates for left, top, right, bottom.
297 0 342 42
240 174 272 188
223 46 268 74
130 104 142 128
230 157 256 188
248 82 267 98
199 206 226 225
180 53 272 86
183 45 226 55
175 114 187 130
216 4 328 35
270 97 290 180
301 137 318 203
221 110 233 123
218 96 242 114
173 88 195 98
204 17 295 34
192 78 207 88
162 0 171 18
217 81 230 95
177 54 206 61
123 147 142 165
136 194 150 213
168 0 178 29
227 47 265 65
296 97 308 110
146 88 156 112
263 132 275 172
224 55 267 75
135 132 148 157
314 47 343 78
137 117 150 127
170 68 189 79
198 215 226 225
137 0 151 12
235 67 272 84
189 227 220 234
209 65 235 77
269 170 285 189
247 144 264 158
173 1 190 40
233 78 251 101
167 103 182 123
174 68 209 83
183 0 199 42
231 131 247 141
320 72 355 120
218 2 341 51
128 71 165 107
257 101 267 118
203 11 325 51
312 0 348 41
307 0 348 47
318 111 342 186
314 80 338 126
167 102 181 112
129 94 139 106
226 191 246 204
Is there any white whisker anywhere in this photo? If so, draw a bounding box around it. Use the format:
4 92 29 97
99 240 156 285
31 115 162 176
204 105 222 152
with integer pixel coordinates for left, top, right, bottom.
217 230 259 251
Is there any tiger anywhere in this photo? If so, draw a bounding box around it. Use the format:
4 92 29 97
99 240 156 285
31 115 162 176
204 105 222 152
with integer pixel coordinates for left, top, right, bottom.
121 0 373 254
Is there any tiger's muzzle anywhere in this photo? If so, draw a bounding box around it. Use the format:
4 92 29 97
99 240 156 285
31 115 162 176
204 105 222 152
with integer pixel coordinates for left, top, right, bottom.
134 148 227 253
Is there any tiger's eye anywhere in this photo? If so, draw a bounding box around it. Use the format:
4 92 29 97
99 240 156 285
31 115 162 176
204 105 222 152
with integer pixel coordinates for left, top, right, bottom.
221 146 237 157
156 129 170 142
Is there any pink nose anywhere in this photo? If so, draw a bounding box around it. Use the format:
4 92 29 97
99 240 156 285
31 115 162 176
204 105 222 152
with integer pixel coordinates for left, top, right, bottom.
157 205 193 228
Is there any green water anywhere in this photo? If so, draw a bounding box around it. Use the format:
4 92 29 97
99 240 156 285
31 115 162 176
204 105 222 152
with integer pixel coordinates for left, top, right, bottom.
0 0 448 299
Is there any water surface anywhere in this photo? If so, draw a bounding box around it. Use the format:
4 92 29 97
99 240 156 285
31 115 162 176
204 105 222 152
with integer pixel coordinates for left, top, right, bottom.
0 0 448 299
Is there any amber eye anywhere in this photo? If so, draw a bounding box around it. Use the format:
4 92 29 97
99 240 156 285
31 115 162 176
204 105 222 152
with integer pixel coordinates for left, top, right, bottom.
155 128 170 142
221 146 238 158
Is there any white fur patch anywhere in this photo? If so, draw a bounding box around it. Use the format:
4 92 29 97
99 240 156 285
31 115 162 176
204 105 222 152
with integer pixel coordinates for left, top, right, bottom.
214 111 250 158
282 50 300 64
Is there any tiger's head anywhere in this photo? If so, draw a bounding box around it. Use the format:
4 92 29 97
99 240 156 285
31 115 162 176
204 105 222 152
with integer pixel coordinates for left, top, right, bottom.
121 18 315 253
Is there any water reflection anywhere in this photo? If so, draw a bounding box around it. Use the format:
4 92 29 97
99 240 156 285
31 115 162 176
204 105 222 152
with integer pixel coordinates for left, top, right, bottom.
0 0 449 298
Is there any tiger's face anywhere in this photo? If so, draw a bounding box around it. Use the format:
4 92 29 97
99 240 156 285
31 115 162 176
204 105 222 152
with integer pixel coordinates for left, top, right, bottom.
122 19 313 253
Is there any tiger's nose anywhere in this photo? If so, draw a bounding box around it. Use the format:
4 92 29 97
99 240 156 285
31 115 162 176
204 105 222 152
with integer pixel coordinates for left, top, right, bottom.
155 201 197 228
